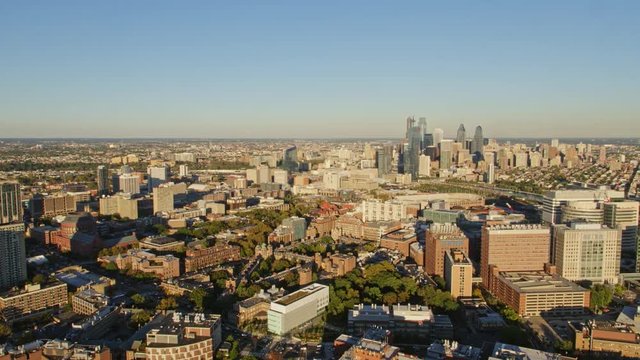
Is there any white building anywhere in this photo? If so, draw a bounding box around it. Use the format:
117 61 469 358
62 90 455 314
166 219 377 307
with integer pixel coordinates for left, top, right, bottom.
118 174 140 195
419 155 431 177
267 283 329 335
604 201 639 252
273 169 289 186
542 188 625 224
361 200 406 222
553 223 621 284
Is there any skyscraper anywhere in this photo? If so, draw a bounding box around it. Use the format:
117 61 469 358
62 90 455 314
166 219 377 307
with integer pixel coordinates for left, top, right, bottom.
432 128 444 147
376 145 393 177
405 116 416 138
418 117 428 149
96 165 109 196
119 174 141 195
0 182 26 290
403 126 422 180
471 125 484 158
0 223 27 290
456 124 466 144
0 183 22 224
439 140 454 169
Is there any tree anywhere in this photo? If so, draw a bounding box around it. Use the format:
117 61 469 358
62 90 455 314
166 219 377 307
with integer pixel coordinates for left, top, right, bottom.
130 310 151 327
472 288 484 299
590 284 613 313
432 275 446 290
190 288 207 311
0 321 11 340
31 274 47 285
157 297 178 311
555 340 574 354
131 293 146 306
501 306 520 322
104 261 118 271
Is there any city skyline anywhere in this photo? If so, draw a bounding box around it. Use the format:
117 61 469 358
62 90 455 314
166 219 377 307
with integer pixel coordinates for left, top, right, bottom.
1 1 639 138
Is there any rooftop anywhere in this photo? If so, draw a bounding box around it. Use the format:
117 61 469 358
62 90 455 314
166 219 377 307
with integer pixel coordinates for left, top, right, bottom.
497 271 587 294
274 283 328 306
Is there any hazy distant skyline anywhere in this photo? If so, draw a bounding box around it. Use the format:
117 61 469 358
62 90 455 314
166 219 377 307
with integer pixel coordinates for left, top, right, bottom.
1 1 639 138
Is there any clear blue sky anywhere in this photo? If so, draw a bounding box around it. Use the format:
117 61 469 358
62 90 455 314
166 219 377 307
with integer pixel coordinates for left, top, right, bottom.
1 1 639 138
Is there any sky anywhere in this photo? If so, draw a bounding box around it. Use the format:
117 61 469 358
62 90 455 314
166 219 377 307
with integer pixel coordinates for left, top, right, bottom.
1 1 639 139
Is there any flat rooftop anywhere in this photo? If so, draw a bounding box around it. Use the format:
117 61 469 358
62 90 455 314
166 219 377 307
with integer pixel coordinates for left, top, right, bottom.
274 283 327 306
498 271 586 293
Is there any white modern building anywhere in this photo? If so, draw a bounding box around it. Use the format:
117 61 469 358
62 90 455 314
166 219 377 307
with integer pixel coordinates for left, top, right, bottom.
542 188 625 224
553 222 621 284
267 283 329 335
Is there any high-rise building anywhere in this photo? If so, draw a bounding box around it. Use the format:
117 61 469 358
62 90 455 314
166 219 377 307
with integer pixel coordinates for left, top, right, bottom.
282 146 298 172
471 126 484 159
425 223 469 276
455 124 466 145
273 169 289 185
376 146 393 177
439 140 453 169
257 164 271 184
542 188 625 224
404 126 422 179
148 166 170 190
604 201 639 252
553 223 621 284
551 138 559 148
96 165 109 196
118 174 140 195
418 117 428 149
178 164 189 177
444 249 473 299
0 223 27 290
405 116 416 138
0 182 22 224
485 163 495 184
418 154 431 177
433 128 444 147
153 185 174 214
480 224 550 289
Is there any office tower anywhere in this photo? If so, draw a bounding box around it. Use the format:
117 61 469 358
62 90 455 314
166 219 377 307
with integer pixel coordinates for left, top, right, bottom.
542 188 625 224
178 164 189 177
444 249 473 299
425 223 469 276
455 124 466 144
96 165 109 196
119 174 140 195
604 201 640 252
471 126 484 158
423 133 434 148
551 138 559 148
403 126 422 180
433 128 444 147
376 146 393 177
553 223 621 284
0 223 27 289
153 185 174 214
439 140 453 169
418 117 428 149
485 163 495 184
148 166 170 190
282 146 298 172
514 152 528 168
405 116 416 138
418 154 431 177
0 182 22 224
480 224 550 288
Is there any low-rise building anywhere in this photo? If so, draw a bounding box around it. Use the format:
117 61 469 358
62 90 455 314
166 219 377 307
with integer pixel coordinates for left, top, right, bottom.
0 281 68 322
139 236 185 252
101 249 180 279
491 270 590 317
380 227 417 257
72 287 109 315
185 243 241 273
234 296 271 326
268 283 329 335
127 312 222 360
